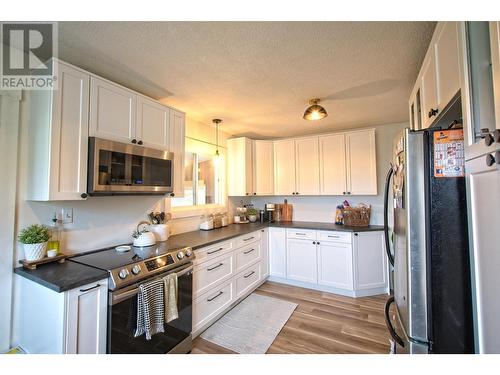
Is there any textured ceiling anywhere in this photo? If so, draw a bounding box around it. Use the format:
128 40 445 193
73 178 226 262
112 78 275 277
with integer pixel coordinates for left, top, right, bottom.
58 21 436 138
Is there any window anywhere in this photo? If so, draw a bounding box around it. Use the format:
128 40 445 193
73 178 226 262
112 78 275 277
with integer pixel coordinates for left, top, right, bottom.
171 139 225 209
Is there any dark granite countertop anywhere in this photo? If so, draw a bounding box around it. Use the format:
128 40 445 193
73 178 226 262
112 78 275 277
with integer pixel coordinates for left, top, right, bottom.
14 221 383 292
14 261 109 293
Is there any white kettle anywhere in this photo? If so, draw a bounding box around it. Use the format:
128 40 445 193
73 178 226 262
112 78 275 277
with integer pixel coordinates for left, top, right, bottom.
132 221 157 247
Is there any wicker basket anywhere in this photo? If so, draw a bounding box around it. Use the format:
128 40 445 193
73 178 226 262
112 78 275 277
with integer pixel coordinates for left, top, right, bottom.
342 206 371 227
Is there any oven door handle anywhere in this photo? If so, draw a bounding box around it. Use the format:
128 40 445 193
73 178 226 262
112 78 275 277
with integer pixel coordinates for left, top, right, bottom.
110 265 193 305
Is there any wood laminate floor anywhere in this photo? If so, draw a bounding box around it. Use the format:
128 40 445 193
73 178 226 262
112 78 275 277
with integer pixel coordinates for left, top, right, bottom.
192 281 392 354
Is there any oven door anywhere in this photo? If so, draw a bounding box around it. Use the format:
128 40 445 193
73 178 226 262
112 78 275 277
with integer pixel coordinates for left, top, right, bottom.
108 264 192 354
88 137 174 195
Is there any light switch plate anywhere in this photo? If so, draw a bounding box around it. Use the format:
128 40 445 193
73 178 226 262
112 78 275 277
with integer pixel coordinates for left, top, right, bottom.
61 208 73 224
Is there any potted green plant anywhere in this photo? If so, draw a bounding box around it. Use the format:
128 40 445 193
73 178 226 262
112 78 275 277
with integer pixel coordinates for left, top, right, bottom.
247 208 259 223
18 224 51 261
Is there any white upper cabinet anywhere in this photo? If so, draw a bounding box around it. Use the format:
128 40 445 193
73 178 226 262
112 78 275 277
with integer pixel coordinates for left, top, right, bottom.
136 96 170 150
319 133 347 195
169 109 186 198
345 129 377 195
274 139 297 195
295 137 320 195
253 140 274 195
89 77 137 143
27 61 90 201
227 137 254 196
420 48 439 129
435 22 460 108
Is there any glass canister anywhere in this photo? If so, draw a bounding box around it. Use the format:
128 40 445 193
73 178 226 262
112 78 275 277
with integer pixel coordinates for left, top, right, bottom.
47 214 63 254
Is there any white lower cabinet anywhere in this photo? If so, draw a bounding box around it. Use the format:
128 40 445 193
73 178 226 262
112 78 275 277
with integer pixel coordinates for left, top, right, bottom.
353 232 388 290
286 239 317 283
269 227 287 277
16 276 108 354
317 241 353 290
268 227 388 297
191 230 268 337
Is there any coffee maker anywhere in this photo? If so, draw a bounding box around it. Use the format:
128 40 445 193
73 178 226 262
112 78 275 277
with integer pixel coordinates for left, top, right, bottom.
264 203 275 223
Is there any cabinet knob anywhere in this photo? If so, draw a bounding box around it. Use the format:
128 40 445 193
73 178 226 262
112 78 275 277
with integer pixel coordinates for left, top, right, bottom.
313 241 316 245
428 108 439 118
80 193 88 199
246 192 249 196
170 192 175 197
317 241 320 245
138 140 143 145
486 153 496 167
354 233 358 236
494 129 500 143
131 139 137 144
485 133 494 146
343 191 346 195
254 193 256 195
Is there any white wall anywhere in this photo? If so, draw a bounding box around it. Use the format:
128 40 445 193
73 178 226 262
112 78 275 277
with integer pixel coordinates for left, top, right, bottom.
231 122 407 225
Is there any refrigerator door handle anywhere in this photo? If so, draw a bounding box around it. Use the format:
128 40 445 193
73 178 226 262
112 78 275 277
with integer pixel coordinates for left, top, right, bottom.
384 165 395 266
384 296 405 348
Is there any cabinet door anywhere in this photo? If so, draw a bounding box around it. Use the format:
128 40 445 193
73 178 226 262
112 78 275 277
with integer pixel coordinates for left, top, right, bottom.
353 232 388 291
65 280 108 354
253 140 274 195
89 77 137 143
435 22 460 108
466 155 500 353
295 137 320 195
345 129 377 195
269 227 287 278
260 228 270 278
227 137 253 196
49 63 90 200
274 139 296 195
317 241 353 290
136 96 170 150
286 239 317 283
169 109 186 198
319 134 347 195
421 49 439 129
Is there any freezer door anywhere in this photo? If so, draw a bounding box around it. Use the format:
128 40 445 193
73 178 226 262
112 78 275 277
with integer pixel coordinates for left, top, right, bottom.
392 129 429 344
466 152 500 353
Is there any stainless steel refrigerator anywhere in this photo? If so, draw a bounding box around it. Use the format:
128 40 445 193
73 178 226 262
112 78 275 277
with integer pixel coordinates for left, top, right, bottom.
383 127 474 354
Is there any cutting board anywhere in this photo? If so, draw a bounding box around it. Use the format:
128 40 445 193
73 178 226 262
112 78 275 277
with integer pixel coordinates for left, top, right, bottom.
281 199 293 222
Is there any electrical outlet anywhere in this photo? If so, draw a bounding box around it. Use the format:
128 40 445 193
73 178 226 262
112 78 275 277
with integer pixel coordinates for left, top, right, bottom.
61 208 73 224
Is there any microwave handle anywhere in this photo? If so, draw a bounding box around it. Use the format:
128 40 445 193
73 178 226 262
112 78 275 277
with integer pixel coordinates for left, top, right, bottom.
110 264 193 305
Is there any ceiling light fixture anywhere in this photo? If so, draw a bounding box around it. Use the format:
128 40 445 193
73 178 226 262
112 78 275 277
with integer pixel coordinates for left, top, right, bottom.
213 119 222 157
303 98 328 121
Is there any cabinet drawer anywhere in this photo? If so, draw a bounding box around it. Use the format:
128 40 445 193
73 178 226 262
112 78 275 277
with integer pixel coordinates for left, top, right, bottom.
317 230 352 243
193 279 234 331
235 243 261 273
286 228 316 240
193 253 234 298
235 262 261 299
235 231 261 248
194 240 234 265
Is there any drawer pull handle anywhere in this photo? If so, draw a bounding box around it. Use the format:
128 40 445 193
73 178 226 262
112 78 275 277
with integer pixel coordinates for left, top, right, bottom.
328 235 340 238
296 233 306 236
243 236 255 242
207 263 224 271
207 247 224 255
207 291 224 302
79 284 100 293
243 248 255 255
244 271 255 278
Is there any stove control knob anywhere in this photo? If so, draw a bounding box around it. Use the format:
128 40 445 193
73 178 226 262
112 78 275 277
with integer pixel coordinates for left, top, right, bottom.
118 268 129 279
177 251 185 260
185 249 192 257
131 265 141 275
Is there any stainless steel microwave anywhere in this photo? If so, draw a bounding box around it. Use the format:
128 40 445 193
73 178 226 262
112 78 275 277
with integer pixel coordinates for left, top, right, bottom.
88 137 174 195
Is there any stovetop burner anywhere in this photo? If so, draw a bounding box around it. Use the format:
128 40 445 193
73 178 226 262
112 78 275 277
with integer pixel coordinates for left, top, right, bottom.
71 242 194 290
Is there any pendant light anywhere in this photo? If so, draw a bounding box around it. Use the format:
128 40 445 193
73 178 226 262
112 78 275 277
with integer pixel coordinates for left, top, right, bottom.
213 119 222 157
303 98 328 121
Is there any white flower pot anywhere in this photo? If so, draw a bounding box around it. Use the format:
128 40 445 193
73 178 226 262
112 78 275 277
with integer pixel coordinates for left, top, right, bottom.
24 242 48 261
248 215 258 223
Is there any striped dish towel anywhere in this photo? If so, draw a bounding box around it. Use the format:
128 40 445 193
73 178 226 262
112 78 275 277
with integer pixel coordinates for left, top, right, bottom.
134 278 165 340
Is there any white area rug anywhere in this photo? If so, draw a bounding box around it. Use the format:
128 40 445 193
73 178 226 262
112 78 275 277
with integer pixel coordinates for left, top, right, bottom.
200 293 297 354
